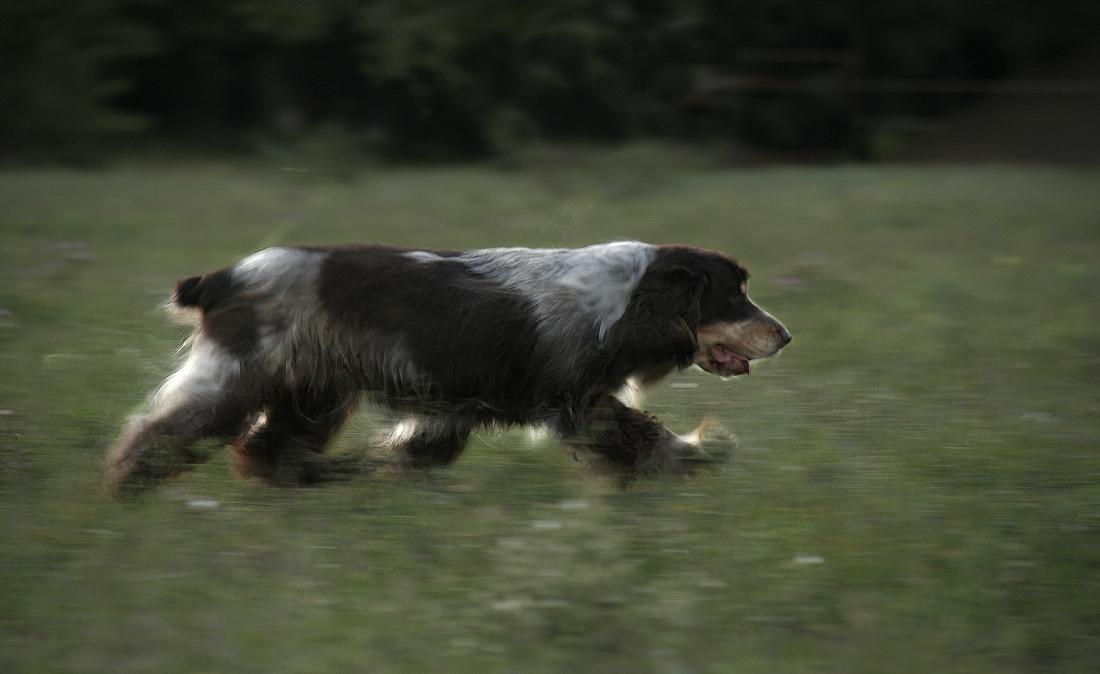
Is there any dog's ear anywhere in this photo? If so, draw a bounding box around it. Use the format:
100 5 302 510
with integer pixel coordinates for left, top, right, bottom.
654 265 706 330
607 265 707 369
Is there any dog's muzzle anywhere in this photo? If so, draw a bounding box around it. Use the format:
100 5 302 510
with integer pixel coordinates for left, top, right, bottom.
694 307 790 377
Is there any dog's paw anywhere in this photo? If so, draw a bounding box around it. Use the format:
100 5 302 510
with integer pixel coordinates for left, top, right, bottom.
673 417 737 470
636 418 736 478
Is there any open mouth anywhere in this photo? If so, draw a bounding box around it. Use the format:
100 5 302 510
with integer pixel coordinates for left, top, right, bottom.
708 344 751 376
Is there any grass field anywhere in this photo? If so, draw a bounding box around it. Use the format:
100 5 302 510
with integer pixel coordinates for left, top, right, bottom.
1 154 1099 672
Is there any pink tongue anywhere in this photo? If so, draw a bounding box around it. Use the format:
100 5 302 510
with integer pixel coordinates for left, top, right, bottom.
712 346 750 374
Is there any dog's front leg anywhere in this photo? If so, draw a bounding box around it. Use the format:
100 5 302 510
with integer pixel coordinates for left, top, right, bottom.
559 394 708 479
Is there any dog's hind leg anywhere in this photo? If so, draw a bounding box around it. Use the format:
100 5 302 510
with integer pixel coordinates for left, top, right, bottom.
104 339 257 497
232 390 358 485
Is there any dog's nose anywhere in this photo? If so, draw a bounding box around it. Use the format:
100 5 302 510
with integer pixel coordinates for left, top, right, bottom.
777 327 792 348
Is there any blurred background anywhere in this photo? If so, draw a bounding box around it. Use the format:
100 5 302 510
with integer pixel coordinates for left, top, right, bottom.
2 2 1100 673
3 0 1100 165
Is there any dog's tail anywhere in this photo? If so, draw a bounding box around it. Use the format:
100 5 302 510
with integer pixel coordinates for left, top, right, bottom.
169 268 235 323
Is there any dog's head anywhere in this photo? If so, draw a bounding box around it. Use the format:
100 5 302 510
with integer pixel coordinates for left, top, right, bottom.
647 246 791 377
691 254 790 376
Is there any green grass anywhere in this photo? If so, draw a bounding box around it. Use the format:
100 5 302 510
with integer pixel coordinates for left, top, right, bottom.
1 156 1099 672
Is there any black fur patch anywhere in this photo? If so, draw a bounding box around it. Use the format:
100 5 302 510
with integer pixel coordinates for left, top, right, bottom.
174 267 258 357
174 267 234 311
317 246 547 422
605 259 706 377
653 245 759 326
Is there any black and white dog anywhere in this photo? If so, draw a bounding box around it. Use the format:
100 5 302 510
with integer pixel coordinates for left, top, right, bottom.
105 242 790 495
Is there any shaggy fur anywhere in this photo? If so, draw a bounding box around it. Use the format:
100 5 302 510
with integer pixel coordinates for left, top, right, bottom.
104 241 790 496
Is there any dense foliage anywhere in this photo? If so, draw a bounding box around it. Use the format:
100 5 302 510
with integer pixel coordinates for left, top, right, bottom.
2 0 1096 159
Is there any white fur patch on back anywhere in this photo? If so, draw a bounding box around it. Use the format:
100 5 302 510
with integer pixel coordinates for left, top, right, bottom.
231 247 326 375
456 241 656 342
404 250 444 263
233 247 321 288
